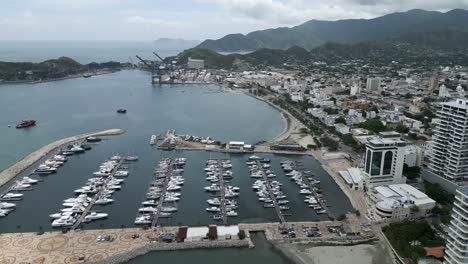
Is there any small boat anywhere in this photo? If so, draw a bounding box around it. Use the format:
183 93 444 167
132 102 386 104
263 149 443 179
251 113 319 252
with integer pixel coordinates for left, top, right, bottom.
116 109 127 114
86 136 102 142
16 120 36 129
248 155 262 161
125 156 139 161
213 214 223 221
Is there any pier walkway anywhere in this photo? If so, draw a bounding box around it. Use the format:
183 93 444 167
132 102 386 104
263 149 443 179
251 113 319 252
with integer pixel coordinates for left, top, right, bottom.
294 162 334 219
151 159 174 227
71 158 125 230
256 160 286 223
217 159 228 224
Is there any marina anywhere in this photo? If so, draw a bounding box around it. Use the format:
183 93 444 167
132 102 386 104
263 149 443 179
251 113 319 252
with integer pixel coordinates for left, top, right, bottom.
281 160 334 219
0 71 354 264
204 159 239 223
249 156 287 223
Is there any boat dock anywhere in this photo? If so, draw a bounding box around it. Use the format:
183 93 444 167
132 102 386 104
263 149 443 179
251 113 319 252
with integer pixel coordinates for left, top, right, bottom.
217 159 228 224
71 158 125 230
256 160 286 223
151 158 174 227
289 161 334 220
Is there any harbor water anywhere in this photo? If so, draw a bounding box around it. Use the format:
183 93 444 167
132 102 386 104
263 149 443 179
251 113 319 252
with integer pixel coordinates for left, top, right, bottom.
0 70 353 261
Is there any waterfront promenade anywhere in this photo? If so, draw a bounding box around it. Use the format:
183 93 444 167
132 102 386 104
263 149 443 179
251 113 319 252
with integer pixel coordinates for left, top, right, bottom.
0 220 374 264
0 129 126 188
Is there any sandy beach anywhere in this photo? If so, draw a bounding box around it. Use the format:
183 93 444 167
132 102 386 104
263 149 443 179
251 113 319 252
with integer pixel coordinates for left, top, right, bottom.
0 128 126 187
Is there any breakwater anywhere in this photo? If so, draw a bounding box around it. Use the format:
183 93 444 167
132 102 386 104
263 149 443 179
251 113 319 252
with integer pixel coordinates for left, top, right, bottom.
0 128 126 187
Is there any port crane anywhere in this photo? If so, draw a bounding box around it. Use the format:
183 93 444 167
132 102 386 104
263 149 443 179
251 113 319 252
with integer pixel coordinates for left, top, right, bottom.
135 55 162 84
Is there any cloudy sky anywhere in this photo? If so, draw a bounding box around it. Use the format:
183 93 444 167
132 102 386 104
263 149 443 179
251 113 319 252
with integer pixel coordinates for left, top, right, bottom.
1 0 466 41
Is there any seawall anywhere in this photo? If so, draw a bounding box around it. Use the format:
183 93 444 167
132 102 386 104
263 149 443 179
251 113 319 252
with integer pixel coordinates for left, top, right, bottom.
0 128 126 187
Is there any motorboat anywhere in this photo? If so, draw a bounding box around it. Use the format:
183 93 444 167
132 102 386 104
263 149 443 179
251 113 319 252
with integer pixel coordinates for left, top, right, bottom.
69 144 85 153
51 216 76 227
226 210 238 217
0 201 16 209
12 182 32 191
21 176 39 184
86 136 102 142
125 156 138 161
300 189 312 195
139 207 158 213
114 170 129 177
95 197 114 205
213 214 223 221
0 193 23 201
207 198 221 206
206 207 221 212
248 155 262 161
161 207 177 213
35 165 57 174
135 215 152 225
204 185 220 192
84 212 108 221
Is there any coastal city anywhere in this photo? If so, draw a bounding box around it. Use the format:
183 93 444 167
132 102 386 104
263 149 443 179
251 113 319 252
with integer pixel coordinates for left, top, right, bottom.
1 1 468 264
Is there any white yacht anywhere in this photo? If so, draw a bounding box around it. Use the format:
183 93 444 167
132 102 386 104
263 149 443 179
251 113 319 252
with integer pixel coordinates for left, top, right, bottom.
206 207 221 212
0 202 16 209
161 206 177 213
51 216 76 227
95 197 114 205
226 210 238 217
84 212 108 221
21 176 39 184
0 193 23 201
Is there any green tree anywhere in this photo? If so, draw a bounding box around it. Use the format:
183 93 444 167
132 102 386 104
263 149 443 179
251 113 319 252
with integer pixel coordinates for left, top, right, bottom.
396 124 409 133
359 119 385 133
335 117 347 124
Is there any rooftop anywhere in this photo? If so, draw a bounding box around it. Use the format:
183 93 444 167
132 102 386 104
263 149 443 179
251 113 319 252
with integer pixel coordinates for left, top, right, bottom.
442 99 468 110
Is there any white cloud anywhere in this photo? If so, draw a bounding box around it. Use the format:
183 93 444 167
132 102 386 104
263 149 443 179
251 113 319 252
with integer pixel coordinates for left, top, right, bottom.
202 0 468 26
123 15 187 28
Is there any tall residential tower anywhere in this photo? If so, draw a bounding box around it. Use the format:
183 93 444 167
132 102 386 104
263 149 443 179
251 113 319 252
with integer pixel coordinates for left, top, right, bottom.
430 99 468 184
444 187 468 264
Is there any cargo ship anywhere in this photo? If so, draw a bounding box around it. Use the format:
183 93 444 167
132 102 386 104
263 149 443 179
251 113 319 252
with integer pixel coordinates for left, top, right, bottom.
16 120 36 129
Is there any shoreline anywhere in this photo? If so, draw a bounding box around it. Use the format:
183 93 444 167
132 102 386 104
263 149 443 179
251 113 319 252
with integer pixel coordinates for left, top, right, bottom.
0 69 120 85
0 128 126 187
241 91 302 143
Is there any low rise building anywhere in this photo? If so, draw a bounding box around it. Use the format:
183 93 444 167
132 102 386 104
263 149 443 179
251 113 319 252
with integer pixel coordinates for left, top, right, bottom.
368 184 435 221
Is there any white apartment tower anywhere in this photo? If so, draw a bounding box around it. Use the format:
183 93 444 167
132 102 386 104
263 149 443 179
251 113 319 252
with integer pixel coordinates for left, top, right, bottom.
366 78 381 93
363 132 406 188
444 187 468 264
430 99 468 183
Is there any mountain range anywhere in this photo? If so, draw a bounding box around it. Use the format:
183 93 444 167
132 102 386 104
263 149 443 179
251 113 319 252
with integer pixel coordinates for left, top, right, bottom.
197 9 468 52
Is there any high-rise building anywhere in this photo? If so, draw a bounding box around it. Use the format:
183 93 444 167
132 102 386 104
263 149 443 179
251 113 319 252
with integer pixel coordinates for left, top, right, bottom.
366 78 381 93
362 132 406 188
444 187 468 264
430 99 468 183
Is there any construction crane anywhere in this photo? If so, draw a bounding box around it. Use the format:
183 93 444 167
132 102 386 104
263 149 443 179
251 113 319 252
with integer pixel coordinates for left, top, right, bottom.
135 55 161 84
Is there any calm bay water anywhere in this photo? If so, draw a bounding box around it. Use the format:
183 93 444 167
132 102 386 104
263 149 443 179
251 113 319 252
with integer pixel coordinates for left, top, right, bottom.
0 41 181 64
0 70 352 262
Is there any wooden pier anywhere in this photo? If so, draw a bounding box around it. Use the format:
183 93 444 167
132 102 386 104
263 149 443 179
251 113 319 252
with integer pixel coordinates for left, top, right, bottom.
256 160 286 223
71 158 125 230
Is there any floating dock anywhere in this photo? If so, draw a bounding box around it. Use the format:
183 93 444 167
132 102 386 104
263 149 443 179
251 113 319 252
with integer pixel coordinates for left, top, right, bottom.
256 160 286 223
71 158 125 230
